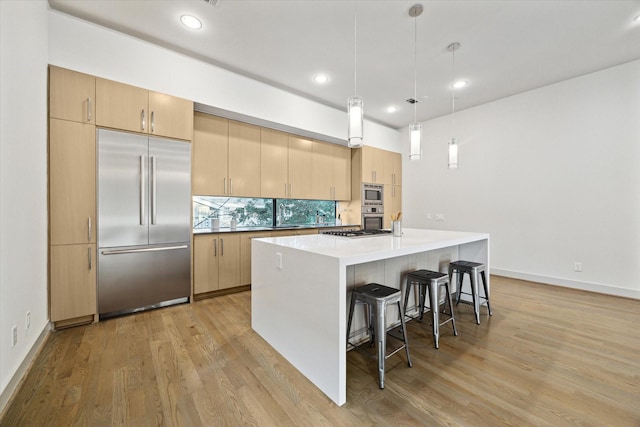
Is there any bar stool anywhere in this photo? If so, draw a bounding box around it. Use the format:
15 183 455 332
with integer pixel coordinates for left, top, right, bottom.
448 260 492 324
346 283 412 389
403 270 457 349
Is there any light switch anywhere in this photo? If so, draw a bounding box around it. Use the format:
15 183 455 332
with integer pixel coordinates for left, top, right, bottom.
276 252 283 269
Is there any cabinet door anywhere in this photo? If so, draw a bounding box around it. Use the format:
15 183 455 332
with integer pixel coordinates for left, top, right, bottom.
193 113 228 195
310 140 334 199
193 234 219 293
260 128 288 198
49 119 96 245
148 91 193 141
388 152 402 186
49 66 95 124
228 120 261 197
361 146 387 183
288 135 313 198
383 185 402 229
218 234 241 290
332 144 352 201
50 244 96 322
96 78 149 133
240 232 272 285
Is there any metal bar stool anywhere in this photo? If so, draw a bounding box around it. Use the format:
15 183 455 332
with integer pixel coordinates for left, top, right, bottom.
403 270 457 349
448 260 492 324
346 283 412 389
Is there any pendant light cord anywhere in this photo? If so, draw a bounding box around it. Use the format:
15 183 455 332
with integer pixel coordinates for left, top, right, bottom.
354 4 357 96
451 45 455 134
413 10 417 124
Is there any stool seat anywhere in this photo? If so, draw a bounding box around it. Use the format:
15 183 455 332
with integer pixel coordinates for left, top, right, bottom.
404 269 457 349
347 283 412 389
448 261 492 324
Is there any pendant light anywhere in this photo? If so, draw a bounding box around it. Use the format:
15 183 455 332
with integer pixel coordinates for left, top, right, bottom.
447 42 460 169
347 4 363 147
408 4 423 160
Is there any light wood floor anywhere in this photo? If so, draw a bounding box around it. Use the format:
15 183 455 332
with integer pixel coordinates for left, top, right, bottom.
2 276 639 426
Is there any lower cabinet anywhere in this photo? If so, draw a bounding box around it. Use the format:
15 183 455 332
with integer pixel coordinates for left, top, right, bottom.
240 232 272 285
50 244 96 325
193 234 241 295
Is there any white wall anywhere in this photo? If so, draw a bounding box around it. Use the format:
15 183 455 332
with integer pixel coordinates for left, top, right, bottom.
403 59 640 298
48 10 401 152
0 0 50 408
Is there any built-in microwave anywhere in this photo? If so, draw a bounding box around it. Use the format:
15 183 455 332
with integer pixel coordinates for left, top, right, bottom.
362 183 383 206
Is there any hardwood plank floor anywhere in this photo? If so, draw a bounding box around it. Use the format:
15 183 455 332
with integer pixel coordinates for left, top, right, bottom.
2 276 639 426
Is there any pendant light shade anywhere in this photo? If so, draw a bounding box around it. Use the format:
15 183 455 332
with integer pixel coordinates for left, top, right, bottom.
348 96 364 147
448 137 458 168
347 5 363 148
408 4 423 160
409 122 422 160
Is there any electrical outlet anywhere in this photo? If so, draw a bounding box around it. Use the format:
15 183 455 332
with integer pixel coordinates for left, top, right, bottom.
574 262 583 272
435 213 445 221
12 325 18 347
26 311 31 330
426 213 432 220
276 252 282 270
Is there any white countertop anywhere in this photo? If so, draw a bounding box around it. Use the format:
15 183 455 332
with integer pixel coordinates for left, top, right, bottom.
255 228 489 266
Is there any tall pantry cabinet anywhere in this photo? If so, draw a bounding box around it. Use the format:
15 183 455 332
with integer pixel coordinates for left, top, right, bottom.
48 66 97 327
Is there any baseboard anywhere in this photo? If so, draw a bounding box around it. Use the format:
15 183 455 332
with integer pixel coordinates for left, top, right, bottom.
491 268 640 300
0 322 51 419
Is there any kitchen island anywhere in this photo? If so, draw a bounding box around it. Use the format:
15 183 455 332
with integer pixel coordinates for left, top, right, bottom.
251 228 489 406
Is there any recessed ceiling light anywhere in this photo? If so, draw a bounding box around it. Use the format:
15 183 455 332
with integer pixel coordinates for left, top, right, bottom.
313 74 329 84
180 14 202 30
452 80 468 89
385 106 399 113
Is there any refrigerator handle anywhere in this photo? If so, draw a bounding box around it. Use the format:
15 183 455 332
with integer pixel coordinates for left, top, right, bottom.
140 155 146 225
151 156 157 225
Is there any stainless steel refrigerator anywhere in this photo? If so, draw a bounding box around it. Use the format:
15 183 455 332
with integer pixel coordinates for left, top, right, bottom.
97 129 191 318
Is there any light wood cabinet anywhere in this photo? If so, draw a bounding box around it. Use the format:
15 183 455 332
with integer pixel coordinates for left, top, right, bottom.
228 120 261 197
49 66 95 124
193 112 228 195
287 135 314 198
260 128 289 198
240 231 272 285
49 119 96 245
193 234 241 294
96 78 193 140
361 146 401 185
50 244 96 322
311 141 351 201
384 185 402 229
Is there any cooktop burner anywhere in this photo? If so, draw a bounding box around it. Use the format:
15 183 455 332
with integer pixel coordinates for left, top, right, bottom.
321 229 392 238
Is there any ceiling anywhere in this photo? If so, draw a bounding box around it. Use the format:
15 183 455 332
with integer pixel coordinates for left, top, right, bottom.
48 0 640 130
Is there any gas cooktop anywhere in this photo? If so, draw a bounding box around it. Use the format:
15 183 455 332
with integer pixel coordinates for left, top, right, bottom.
320 229 392 238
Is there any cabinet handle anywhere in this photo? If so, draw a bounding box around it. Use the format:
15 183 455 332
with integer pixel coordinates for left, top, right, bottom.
88 217 92 242
214 239 217 256
141 109 146 131
221 238 224 256
88 247 92 270
229 179 233 195
139 156 145 225
289 183 292 197
224 178 227 195
87 97 92 122
151 111 155 133
284 183 287 197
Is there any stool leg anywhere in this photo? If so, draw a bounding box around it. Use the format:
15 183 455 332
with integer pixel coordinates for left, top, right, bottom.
418 283 427 321
429 281 440 349
346 292 356 345
456 270 464 305
471 270 480 325
397 301 412 368
481 271 493 316
444 281 458 336
374 300 386 389
403 277 411 321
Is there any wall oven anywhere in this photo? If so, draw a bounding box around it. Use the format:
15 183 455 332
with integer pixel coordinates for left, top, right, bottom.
362 212 384 230
362 183 383 207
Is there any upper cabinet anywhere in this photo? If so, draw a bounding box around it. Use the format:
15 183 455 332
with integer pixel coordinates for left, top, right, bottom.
360 146 401 185
49 66 96 124
96 78 193 141
311 140 351 201
228 120 261 197
260 129 314 199
192 114 261 197
193 112 228 195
